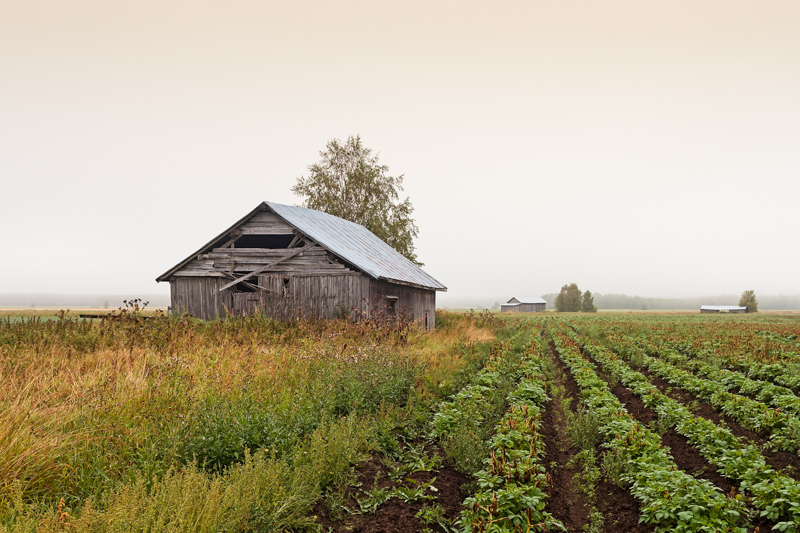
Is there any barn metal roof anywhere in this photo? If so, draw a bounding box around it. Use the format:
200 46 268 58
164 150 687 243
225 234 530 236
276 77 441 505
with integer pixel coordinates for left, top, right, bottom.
267 202 446 291
156 202 446 291
509 296 547 304
700 305 747 311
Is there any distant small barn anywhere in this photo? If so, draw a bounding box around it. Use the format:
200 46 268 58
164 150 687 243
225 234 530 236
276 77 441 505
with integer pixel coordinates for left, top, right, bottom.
700 305 747 314
156 202 446 328
501 296 547 313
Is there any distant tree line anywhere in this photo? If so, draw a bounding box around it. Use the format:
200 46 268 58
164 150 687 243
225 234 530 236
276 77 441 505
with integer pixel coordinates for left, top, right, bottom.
540 292 798 311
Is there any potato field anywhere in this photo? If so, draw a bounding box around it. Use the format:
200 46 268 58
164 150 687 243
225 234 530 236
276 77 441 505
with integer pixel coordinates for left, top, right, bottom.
2 311 800 532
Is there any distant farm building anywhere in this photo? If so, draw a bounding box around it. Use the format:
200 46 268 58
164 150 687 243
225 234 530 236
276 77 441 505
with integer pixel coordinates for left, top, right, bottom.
700 305 748 314
156 202 446 329
501 296 547 313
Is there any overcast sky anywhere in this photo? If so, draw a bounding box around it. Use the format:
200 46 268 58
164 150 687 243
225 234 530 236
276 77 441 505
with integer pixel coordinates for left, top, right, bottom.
1 1 798 306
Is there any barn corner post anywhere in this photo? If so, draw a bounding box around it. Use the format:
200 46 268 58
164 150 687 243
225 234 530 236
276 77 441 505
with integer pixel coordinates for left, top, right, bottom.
155 201 446 328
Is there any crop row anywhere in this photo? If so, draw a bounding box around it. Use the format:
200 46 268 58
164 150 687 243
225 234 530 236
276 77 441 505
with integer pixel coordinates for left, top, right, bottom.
572 329 800 532
432 331 562 532
630 316 800 365
637 337 800 417
602 316 800 393
667 340 800 396
550 325 748 533
432 330 531 445
599 331 800 455
462 335 564 532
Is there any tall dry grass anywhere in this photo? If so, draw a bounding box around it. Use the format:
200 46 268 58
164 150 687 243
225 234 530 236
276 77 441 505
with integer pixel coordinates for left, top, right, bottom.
0 310 501 531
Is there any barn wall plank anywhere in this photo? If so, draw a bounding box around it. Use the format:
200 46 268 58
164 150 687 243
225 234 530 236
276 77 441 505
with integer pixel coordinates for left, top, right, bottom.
169 271 437 327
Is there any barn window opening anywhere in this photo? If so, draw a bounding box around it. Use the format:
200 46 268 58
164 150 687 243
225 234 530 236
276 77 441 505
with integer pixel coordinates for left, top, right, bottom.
385 296 398 316
235 234 296 249
282 277 290 298
232 279 259 293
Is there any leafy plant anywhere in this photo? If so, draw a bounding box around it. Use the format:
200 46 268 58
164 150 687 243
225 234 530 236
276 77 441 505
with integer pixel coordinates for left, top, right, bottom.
416 503 459 532
392 477 438 503
355 482 391 514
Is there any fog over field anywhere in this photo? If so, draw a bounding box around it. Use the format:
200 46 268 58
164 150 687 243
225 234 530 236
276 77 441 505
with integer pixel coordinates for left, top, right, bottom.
1 1 798 305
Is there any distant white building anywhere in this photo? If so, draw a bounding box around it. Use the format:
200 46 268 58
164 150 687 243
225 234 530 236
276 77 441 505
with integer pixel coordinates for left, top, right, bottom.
501 296 547 313
700 305 747 314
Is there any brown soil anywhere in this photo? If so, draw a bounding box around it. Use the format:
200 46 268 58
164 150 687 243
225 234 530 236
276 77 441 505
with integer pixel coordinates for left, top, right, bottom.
548 343 654 533
596 480 653 533
314 444 470 533
641 368 800 481
610 382 658 425
541 349 592 531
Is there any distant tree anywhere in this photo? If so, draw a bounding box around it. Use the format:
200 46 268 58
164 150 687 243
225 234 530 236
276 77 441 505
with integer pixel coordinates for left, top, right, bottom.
104 300 109 309
555 283 582 312
292 135 421 265
554 289 565 312
581 290 597 313
492 301 500 310
565 284 582 311
739 290 758 313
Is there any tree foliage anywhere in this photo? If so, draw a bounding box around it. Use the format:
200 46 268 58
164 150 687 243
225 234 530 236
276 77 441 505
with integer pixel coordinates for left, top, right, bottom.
581 290 597 313
292 135 421 265
739 290 758 313
555 283 582 312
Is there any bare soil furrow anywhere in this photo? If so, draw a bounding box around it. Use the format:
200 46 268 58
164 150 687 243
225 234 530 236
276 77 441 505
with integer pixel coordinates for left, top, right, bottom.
547 344 653 533
541 354 591 531
608 381 739 494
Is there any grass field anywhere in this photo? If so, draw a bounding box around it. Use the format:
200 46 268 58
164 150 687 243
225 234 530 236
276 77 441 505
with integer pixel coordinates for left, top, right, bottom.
0 309 503 532
3 310 800 532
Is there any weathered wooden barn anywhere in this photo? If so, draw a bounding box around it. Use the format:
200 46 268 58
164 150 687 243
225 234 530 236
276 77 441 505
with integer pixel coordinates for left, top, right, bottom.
156 202 446 328
500 296 547 313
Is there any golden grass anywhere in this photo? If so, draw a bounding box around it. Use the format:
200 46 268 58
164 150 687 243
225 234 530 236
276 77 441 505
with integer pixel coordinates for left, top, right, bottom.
0 311 497 520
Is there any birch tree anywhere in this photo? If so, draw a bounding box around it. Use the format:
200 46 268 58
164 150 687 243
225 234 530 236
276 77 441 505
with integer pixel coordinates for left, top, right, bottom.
292 135 421 265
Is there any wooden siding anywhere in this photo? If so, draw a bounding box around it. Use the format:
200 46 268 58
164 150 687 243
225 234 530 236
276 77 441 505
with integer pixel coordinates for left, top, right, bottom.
238 211 296 234
171 273 436 329
368 278 435 329
170 277 229 320
501 303 545 313
517 303 545 313
172 246 358 277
